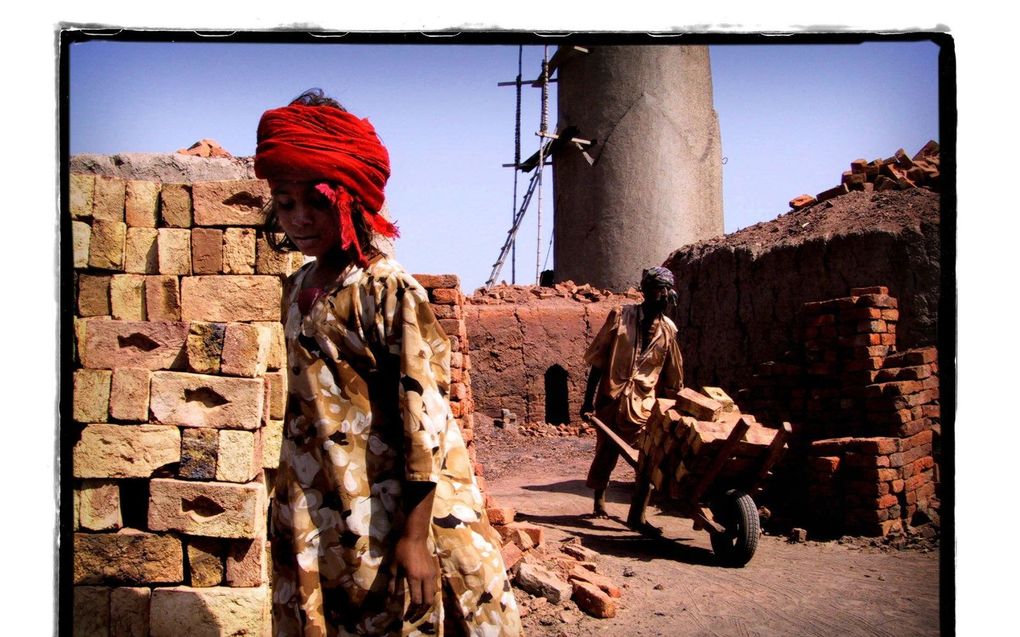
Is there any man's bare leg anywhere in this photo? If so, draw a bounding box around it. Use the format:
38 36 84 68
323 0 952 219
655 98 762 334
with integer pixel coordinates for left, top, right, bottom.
626 477 662 536
593 488 609 518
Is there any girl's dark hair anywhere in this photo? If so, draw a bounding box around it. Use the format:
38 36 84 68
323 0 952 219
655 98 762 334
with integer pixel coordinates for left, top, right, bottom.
262 184 381 259
290 88 347 111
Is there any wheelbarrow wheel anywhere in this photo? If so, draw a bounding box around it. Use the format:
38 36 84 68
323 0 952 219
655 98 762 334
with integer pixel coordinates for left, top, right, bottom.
709 490 759 567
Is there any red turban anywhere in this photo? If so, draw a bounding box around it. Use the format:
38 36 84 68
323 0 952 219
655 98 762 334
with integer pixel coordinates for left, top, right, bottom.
254 103 398 263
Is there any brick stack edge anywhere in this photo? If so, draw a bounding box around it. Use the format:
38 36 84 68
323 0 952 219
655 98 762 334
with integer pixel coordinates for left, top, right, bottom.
70 172 486 636
739 286 940 537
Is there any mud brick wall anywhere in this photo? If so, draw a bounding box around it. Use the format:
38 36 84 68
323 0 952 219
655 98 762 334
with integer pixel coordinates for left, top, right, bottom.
739 287 941 537
663 188 941 393
466 283 642 423
68 161 484 636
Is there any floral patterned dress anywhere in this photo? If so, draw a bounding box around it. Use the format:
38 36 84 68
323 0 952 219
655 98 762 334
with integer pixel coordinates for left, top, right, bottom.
270 257 522 637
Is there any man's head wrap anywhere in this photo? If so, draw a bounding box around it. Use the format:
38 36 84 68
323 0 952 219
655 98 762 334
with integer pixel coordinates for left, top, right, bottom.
641 266 675 289
254 103 398 264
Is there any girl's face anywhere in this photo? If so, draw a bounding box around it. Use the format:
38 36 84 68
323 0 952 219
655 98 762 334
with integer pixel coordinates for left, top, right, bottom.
270 181 341 258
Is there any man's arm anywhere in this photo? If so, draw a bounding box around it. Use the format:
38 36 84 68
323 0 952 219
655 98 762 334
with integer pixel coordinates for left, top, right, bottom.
581 366 602 418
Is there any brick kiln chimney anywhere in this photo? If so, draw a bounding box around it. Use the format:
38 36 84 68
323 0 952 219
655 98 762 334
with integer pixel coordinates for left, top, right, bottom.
552 46 724 291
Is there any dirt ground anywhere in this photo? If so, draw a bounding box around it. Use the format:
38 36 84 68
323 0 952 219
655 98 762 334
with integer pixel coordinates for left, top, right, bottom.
474 415 943 637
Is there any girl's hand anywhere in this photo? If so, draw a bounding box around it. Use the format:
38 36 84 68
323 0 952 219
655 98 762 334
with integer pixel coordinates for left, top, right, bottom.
393 481 438 623
395 535 438 622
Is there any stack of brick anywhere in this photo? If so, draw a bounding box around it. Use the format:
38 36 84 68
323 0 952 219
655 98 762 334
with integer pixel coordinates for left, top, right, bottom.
416 275 483 474
737 286 940 537
789 140 940 210
70 169 495 633
637 388 781 501
70 173 301 635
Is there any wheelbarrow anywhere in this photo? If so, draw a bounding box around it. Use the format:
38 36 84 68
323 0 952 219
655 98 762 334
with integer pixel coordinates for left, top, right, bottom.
585 411 791 567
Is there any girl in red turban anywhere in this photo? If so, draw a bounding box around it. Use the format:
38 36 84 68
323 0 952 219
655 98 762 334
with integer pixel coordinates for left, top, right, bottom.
259 90 522 636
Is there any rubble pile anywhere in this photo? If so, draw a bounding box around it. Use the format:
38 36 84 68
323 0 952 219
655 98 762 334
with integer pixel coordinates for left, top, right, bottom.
739 287 941 537
638 388 782 500
483 503 624 621
789 140 940 210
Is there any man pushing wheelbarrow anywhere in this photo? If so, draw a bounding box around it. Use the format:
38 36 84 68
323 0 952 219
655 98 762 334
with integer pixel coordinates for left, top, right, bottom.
580 266 684 536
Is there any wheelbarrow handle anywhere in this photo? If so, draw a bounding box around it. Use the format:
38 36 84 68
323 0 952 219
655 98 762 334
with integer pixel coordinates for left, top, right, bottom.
584 413 640 469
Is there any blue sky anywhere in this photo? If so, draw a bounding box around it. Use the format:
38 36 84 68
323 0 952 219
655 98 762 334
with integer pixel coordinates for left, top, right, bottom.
69 39 941 292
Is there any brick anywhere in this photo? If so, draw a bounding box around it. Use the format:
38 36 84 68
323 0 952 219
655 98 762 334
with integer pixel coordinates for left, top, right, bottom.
220 323 271 377
148 478 266 538
881 309 900 321
430 288 460 305
226 538 268 587
125 180 160 227
845 480 890 497
414 274 461 289
789 194 816 210
80 320 188 370
855 294 898 309
255 234 303 275
486 507 516 525
187 537 224 587
572 580 617 618
506 522 545 547
180 428 219 480
148 586 269 637
144 275 181 321
190 228 223 274
110 587 150 637
905 470 933 492
217 429 261 483
77 479 122 531
875 494 898 509
74 424 181 478
880 333 896 346
898 429 933 452
432 303 462 320
73 586 111 637
254 321 286 370
816 182 848 202
891 479 905 493
894 418 931 438
181 275 283 322
78 274 111 317
150 371 265 430
89 220 127 270
439 318 466 341
157 228 192 275
222 227 256 274
810 436 897 455
73 220 92 268
515 563 571 604
843 307 882 321
850 286 888 296
500 541 524 571
74 530 184 585
568 565 620 598
73 369 111 423
70 173 96 219
888 443 932 469
880 519 904 536
264 370 287 419
450 382 468 401
123 227 159 274
186 321 226 374
110 274 147 321
160 184 192 227
91 175 127 222
808 455 840 474
262 419 284 469
192 180 271 227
